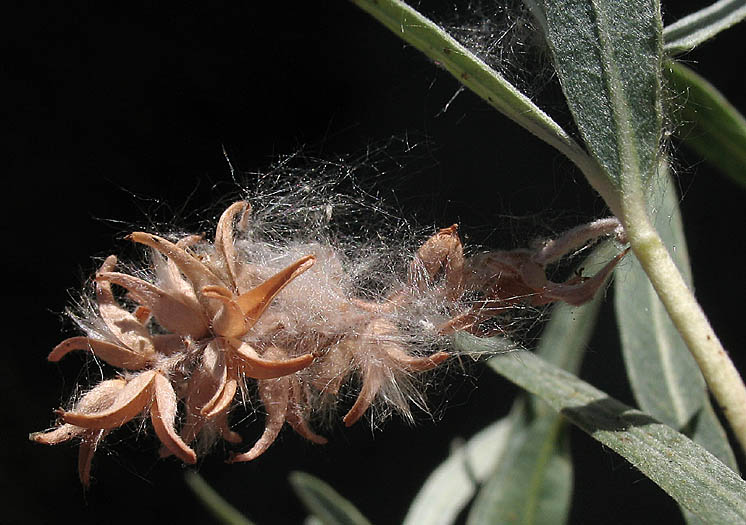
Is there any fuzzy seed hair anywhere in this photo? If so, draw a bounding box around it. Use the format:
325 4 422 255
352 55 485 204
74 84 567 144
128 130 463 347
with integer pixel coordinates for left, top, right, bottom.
30 167 627 486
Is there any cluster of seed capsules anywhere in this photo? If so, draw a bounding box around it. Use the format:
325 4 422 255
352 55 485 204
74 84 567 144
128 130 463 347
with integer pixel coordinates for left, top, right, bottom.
31 200 626 486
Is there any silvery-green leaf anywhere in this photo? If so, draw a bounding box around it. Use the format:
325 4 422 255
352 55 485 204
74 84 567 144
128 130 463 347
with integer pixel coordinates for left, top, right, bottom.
689 402 739 472
467 415 572 525
681 401 741 524
463 342 746 523
664 0 746 55
289 472 372 525
403 416 514 525
184 471 256 525
614 164 705 428
542 0 663 189
665 61 746 189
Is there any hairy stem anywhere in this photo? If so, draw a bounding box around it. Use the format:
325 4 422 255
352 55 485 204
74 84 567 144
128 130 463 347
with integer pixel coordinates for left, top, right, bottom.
620 179 746 456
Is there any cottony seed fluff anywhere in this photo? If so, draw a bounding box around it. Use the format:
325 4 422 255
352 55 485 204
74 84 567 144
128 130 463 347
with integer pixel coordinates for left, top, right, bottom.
31 184 626 486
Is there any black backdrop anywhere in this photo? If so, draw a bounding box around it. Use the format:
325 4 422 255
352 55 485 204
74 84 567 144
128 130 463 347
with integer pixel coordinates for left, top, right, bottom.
6 2 745 524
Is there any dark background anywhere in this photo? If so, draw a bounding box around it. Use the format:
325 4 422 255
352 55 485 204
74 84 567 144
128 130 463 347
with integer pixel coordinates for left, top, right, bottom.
5 2 745 524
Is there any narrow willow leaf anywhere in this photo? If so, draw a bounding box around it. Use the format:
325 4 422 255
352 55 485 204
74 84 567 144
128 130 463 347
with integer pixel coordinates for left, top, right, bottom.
681 402 741 524
350 0 591 170
664 0 746 55
464 342 746 522
403 417 513 525
533 448 572 522
690 402 739 471
614 164 706 428
289 471 373 525
467 416 572 525
184 471 256 525
666 61 746 189
542 0 663 189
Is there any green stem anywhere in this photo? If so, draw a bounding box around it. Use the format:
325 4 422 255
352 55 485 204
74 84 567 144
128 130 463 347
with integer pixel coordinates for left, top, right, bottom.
620 179 746 456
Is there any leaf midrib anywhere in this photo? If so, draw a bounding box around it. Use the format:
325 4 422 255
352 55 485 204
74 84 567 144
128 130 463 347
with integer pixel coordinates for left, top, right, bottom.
588 0 644 185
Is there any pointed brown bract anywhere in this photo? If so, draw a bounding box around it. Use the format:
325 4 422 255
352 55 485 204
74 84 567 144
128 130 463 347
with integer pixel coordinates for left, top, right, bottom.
341 318 449 427
127 233 225 316
151 373 197 464
59 370 157 429
236 254 316 327
49 337 152 370
343 363 386 427
215 201 251 287
96 256 157 359
286 378 327 445
409 223 464 300
77 429 107 487
202 286 249 338
229 375 290 463
96 271 210 339
31 378 125 487
202 377 238 418
193 340 229 416
229 349 326 463
232 340 315 380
